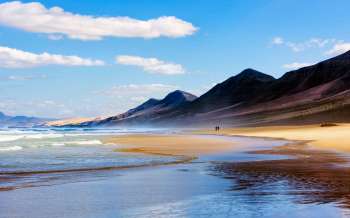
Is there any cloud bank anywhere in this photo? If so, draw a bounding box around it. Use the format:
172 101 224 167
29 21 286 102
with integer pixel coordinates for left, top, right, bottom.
0 46 104 68
0 1 197 40
116 55 185 75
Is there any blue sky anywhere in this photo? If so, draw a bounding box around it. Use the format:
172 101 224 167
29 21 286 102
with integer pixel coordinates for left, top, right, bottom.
0 0 350 118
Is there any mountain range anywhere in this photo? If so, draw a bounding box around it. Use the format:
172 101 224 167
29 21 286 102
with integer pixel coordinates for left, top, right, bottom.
51 50 350 127
0 112 49 128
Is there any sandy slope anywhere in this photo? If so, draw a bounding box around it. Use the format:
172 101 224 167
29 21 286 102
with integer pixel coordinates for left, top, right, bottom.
196 124 350 153
46 118 95 126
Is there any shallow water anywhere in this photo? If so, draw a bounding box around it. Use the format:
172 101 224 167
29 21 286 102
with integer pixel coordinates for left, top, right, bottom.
0 163 347 218
0 127 178 190
0 128 349 217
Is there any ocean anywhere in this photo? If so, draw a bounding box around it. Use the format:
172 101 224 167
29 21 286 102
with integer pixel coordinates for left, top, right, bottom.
0 127 178 190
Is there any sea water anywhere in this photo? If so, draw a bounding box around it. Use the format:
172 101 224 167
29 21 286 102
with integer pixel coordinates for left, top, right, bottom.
0 127 178 190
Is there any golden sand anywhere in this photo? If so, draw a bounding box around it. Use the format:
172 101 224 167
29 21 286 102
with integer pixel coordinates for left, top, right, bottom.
103 134 239 156
195 124 350 153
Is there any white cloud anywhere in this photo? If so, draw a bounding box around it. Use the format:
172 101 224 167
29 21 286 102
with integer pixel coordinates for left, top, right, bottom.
47 34 63 40
272 37 339 52
272 37 284 45
0 46 104 68
283 62 313 70
0 1 197 40
325 42 350 56
0 98 70 118
5 74 47 81
130 96 148 103
308 38 331 47
116 55 185 75
100 84 178 97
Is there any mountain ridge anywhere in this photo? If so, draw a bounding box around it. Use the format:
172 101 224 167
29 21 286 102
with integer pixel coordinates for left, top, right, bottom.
0 112 51 127
58 90 197 127
53 50 350 127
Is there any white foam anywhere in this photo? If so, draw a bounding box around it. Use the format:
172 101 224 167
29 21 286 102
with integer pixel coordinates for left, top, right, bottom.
66 140 103 145
0 135 24 142
51 142 66 147
0 133 64 142
24 133 64 139
0 145 23 152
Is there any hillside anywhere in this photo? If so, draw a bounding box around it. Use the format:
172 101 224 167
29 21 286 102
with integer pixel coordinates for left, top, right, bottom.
56 50 350 127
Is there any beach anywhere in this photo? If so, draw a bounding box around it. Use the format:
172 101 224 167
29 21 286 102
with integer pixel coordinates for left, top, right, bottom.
194 124 350 211
1 127 350 217
195 124 350 153
103 134 244 156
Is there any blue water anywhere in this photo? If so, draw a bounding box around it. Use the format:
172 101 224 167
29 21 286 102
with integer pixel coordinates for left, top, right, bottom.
0 127 178 190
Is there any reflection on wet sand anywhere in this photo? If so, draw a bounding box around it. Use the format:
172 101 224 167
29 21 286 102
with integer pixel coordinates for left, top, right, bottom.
215 141 350 210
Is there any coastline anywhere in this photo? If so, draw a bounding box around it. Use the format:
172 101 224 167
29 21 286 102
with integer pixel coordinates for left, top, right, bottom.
188 124 350 210
0 133 242 192
103 134 243 157
193 124 350 154
1 131 349 217
213 137 350 210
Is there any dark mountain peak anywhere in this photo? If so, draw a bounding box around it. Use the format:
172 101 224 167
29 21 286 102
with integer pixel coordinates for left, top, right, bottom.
160 90 197 108
239 68 261 75
234 68 275 82
126 98 160 114
121 90 196 118
163 90 197 101
184 69 275 113
143 98 159 105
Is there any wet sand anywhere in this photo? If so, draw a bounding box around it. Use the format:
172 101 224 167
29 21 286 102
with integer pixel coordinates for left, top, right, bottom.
196 124 350 210
215 141 350 209
106 131 350 210
104 134 242 156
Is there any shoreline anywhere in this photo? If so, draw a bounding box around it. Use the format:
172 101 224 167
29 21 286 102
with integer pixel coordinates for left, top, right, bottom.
1 130 349 217
190 124 350 210
1 133 290 192
193 123 350 154
0 154 196 192
214 139 350 210
103 134 243 157
1 133 243 192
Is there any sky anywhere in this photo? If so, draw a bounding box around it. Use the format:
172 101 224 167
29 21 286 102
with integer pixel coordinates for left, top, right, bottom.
0 0 350 118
